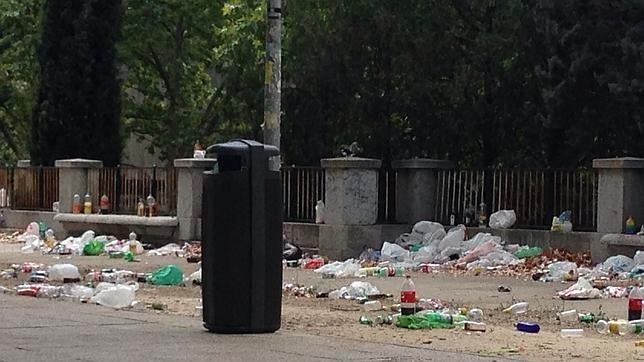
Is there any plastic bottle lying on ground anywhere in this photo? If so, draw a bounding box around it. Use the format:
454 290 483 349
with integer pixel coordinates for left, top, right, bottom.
561 328 584 337
504 302 528 314
515 322 540 333
596 320 631 335
557 309 578 322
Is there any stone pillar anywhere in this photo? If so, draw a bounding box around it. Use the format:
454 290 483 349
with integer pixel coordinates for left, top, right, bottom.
593 157 644 233
321 157 381 225
174 158 217 240
319 157 381 259
392 159 454 224
55 159 103 213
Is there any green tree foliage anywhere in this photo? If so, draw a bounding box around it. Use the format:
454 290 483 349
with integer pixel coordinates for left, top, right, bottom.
120 0 264 160
0 0 42 163
529 0 644 167
31 0 122 166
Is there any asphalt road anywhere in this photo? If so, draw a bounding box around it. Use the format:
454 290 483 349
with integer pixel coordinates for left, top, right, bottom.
0 294 515 362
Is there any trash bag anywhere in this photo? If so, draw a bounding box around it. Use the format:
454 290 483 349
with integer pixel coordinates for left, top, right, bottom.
20 235 42 253
314 259 360 278
185 267 201 285
601 255 635 273
458 240 499 265
381 242 410 262
422 228 446 246
635 250 644 266
329 281 380 300
437 225 465 252
83 239 105 256
462 233 501 251
48 264 81 281
358 247 379 263
412 221 444 236
283 242 302 261
147 264 184 285
90 284 136 309
489 210 517 229
558 278 601 300
544 261 578 282
515 246 543 259
412 245 437 264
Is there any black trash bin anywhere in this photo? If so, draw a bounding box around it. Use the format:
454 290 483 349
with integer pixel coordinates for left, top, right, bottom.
201 139 282 334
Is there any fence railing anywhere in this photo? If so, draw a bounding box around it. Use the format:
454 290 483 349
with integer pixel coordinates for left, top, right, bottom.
282 166 325 222
10 167 59 211
434 169 598 231
87 166 177 215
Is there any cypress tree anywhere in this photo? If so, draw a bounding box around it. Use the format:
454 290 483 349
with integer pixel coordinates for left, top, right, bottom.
31 0 122 166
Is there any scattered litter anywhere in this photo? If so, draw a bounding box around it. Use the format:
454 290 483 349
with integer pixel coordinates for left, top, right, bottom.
147 265 184 286
497 285 511 293
558 278 602 300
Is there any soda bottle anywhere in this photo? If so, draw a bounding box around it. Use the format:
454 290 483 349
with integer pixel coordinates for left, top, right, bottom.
72 194 82 214
83 193 92 214
629 286 643 321
400 275 417 315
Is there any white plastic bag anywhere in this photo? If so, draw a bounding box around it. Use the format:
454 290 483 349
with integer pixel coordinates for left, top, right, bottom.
458 239 499 265
313 259 360 278
558 278 601 300
489 210 517 229
601 255 635 273
48 264 81 281
20 235 43 253
329 281 380 300
462 233 501 251
545 261 578 282
412 245 437 264
315 200 325 224
635 250 644 266
90 284 136 309
381 242 410 262
412 221 444 236
422 228 446 246
437 225 465 252
185 268 202 285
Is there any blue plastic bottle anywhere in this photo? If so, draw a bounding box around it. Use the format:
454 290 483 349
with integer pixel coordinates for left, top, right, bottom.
515 322 540 333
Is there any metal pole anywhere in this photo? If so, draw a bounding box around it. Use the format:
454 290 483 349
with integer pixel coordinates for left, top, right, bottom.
263 0 282 170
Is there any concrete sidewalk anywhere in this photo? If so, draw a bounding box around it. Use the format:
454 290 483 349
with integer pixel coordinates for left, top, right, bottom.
0 295 513 362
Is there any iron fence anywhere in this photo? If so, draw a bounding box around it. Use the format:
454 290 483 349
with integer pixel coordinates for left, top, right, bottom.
434 169 598 231
11 167 59 211
281 166 325 222
87 166 177 215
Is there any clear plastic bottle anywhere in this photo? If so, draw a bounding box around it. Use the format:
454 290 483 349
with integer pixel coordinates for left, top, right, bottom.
557 309 578 322
363 300 382 312
0 187 6 207
561 328 584 337
468 308 484 322
596 320 630 335
400 275 417 315
128 232 138 254
83 193 92 214
629 286 643 321
504 302 528 314
72 194 82 214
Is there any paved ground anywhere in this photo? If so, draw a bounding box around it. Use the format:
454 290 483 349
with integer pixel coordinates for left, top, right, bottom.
0 294 512 362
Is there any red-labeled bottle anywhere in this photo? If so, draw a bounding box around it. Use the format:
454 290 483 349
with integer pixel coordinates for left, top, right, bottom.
629 286 643 321
400 275 417 315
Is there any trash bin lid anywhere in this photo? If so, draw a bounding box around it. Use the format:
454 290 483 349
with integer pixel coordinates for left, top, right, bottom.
207 139 279 158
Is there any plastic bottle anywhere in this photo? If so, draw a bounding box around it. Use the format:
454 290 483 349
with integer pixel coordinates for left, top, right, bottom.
44 229 56 248
561 328 584 337
400 275 417 316
100 194 110 214
557 309 578 322
0 187 6 207
596 320 630 335
72 194 82 214
137 198 145 216
504 302 528 314
515 322 540 333
629 286 643 321
363 300 382 312
83 193 92 214
146 194 157 217
468 308 484 322
128 232 138 254
626 216 637 234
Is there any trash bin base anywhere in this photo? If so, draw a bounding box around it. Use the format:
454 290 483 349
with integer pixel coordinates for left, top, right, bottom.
203 323 280 334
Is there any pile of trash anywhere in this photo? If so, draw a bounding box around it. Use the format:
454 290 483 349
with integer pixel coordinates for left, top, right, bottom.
1 261 193 309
